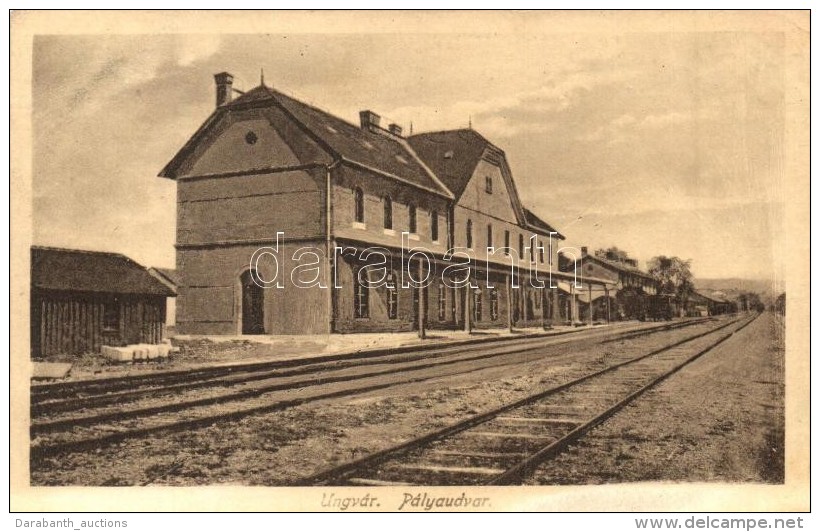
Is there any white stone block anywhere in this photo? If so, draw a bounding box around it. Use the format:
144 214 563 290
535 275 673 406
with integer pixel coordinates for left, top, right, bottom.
101 345 134 363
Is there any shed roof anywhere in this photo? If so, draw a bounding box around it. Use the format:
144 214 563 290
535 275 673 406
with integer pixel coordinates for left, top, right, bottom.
693 290 731 304
31 246 176 296
148 267 180 293
577 253 656 280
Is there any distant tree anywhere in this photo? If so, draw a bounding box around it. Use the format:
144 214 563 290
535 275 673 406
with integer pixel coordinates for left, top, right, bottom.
647 256 694 312
595 246 630 261
774 292 786 314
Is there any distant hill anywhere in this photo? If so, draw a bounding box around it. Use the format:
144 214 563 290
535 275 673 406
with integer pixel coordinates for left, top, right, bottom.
694 278 782 306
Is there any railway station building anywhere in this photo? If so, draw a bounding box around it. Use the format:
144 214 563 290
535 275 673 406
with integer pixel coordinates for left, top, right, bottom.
564 248 659 321
161 73 612 335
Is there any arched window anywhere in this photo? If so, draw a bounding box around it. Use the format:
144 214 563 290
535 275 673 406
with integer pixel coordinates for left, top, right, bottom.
383 195 393 229
431 210 439 241
354 187 364 223
466 219 473 248
408 203 417 234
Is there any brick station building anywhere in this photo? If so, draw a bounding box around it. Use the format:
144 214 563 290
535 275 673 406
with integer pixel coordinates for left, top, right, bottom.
160 73 611 335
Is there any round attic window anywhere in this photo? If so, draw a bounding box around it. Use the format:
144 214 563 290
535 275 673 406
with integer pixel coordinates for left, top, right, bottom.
245 131 258 145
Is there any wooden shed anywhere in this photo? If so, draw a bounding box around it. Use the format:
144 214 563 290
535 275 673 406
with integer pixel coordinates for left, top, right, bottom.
30 246 177 358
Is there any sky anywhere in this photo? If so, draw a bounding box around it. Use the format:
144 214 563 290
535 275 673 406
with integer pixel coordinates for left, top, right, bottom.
30 17 791 282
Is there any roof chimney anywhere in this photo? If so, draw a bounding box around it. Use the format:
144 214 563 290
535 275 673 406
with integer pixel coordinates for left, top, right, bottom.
581 246 588 256
359 110 381 131
214 72 234 107
388 123 403 137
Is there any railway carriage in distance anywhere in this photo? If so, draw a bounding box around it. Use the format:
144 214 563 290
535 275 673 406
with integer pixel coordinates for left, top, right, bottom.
30 246 176 359
643 294 675 321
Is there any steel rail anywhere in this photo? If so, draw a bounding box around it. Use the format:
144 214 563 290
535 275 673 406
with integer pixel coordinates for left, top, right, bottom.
295 315 750 486
29 317 725 463
32 318 711 421
31 318 711 402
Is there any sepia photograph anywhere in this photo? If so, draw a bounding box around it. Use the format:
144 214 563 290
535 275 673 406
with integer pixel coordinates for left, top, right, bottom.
9 9 810 515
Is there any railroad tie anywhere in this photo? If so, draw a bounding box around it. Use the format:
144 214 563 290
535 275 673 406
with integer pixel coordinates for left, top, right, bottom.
347 478 416 487
494 417 582 428
468 431 550 440
430 450 527 460
392 464 506 476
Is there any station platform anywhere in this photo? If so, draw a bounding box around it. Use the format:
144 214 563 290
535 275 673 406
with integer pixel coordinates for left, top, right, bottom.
32 319 699 382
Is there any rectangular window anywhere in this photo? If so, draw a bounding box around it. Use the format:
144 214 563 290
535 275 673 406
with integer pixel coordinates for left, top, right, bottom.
431 211 439 241
539 243 545 263
354 269 369 318
518 234 524 258
466 220 473 248
438 282 447 321
490 288 499 320
487 224 493 249
354 188 365 224
409 204 417 234
384 196 393 229
103 298 120 331
485 176 493 194
504 230 510 255
473 288 482 321
530 237 535 263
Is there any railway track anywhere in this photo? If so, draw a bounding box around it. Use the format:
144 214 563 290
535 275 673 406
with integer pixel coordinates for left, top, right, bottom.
29 317 716 464
31 317 709 407
31 319 713 426
296 313 758 486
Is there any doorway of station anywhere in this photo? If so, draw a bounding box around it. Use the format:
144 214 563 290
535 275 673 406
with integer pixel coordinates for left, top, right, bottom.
241 269 265 334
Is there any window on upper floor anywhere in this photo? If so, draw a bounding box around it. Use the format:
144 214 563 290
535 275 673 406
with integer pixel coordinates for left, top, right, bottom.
539 241 545 264
485 176 493 194
431 210 439 241
487 224 493 249
354 187 365 224
466 219 473 249
383 196 393 230
518 233 524 258
504 230 510 255
408 204 417 234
